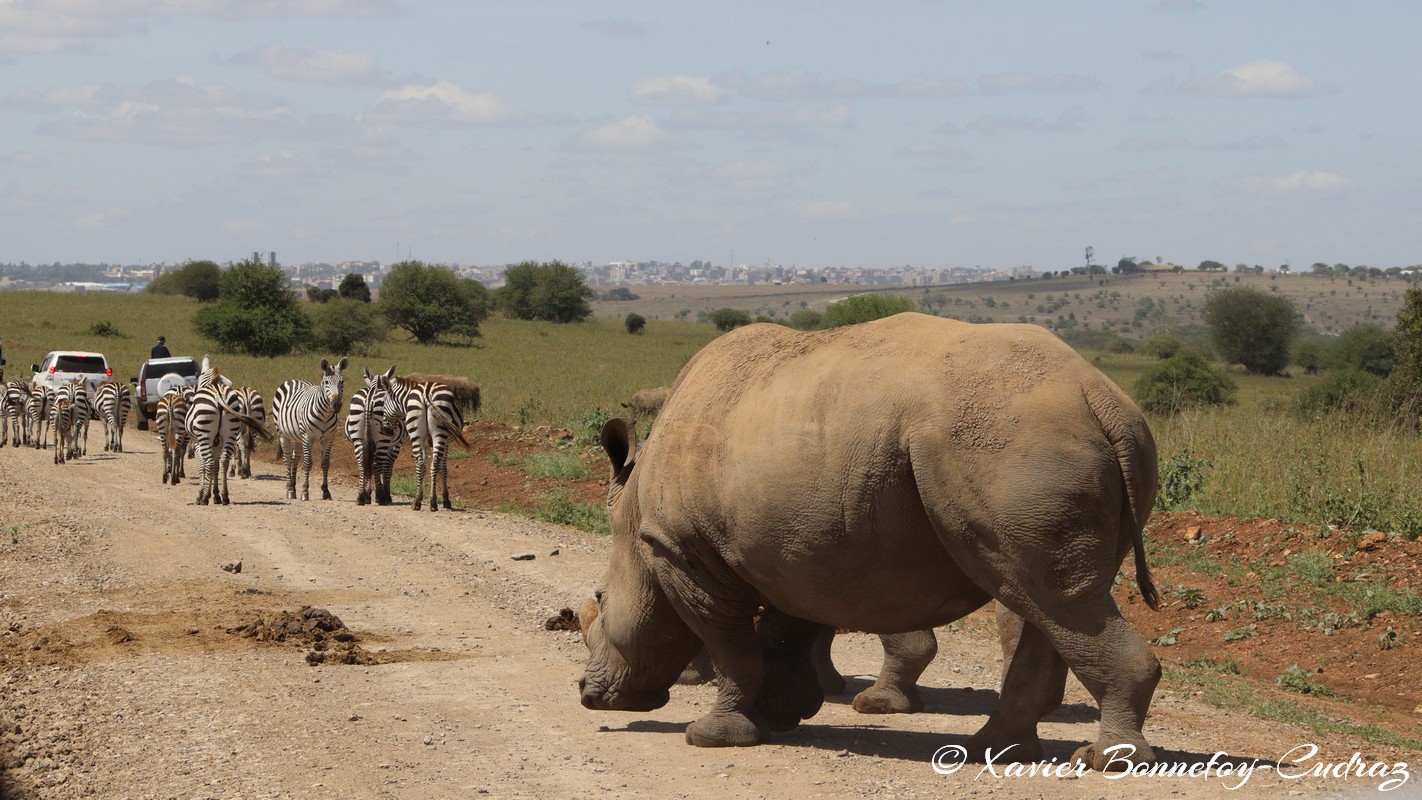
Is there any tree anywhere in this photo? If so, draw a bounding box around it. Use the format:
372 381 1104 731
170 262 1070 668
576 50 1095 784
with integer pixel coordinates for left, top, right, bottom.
603 287 640 301
379 261 491 344
824 294 916 328
1385 288 1422 421
707 308 752 332
494 261 594 323
788 308 825 330
306 286 338 303
311 298 387 355
338 273 372 303
193 258 311 356
1198 260 1227 272
146 260 221 301
1203 286 1301 375
624 312 646 335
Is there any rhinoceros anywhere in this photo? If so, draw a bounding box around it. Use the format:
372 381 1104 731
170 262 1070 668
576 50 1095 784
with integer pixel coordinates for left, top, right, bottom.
579 313 1161 770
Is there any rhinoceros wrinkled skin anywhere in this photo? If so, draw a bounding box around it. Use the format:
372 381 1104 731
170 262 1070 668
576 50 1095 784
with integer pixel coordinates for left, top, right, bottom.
579 313 1161 771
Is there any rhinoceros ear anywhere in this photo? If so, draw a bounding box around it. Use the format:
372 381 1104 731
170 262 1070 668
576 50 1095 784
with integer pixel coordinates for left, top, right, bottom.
599 418 638 486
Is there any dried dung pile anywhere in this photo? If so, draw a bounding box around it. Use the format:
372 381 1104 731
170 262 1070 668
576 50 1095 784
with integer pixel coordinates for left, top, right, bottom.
544 607 580 631
228 606 373 665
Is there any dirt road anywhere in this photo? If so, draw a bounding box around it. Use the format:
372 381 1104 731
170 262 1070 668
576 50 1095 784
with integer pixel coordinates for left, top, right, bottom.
0 441 1412 798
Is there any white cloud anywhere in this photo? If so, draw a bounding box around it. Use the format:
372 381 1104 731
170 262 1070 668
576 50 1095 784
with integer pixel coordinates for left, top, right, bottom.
1149 60 1332 97
367 81 537 127
721 69 965 101
230 43 380 85
0 0 397 55
709 159 793 192
567 115 689 152
14 77 297 145
583 16 646 37
1229 170 1352 195
950 106 1086 135
978 72 1099 93
631 75 726 105
668 105 852 145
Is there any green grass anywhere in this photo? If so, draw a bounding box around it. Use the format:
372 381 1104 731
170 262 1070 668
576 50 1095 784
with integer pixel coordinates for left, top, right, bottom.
497 451 593 482
529 489 610 536
1165 665 1422 751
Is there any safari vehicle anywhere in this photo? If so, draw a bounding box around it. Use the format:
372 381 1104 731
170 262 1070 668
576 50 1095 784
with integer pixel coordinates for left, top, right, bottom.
131 356 201 431
31 350 113 394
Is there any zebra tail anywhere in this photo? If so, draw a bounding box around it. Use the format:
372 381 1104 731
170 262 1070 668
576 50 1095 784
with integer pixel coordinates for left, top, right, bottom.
216 395 275 441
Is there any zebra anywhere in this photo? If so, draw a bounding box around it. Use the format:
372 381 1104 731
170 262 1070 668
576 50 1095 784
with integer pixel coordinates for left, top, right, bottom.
27 384 52 449
345 365 404 506
55 380 90 460
155 386 193 485
186 356 269 505
94 380 133 452
227 386 266 479
1 381 28 447
381 374 469 512
272 357 349 501
49 391 75 464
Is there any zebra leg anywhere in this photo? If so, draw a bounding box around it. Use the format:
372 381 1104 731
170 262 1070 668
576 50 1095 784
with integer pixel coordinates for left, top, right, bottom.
282 434 299 499
300 433 314 501
218 446 232 505
411 444 426 511
320 439 333 501
438 447 452 511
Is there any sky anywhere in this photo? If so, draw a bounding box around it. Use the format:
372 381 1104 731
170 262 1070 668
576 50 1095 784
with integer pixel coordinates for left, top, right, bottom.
2 1 1419 272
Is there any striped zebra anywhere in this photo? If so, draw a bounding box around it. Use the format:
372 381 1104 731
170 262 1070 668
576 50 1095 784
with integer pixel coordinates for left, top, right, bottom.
227 386 266 479
94 380 133 453
57 380 90 460
272 357 349 501
1 381 28 447
186 356 270 505
345 365 404 506
27 384 52 449
381 374 469 512
49 391 76 464
155 386 193 485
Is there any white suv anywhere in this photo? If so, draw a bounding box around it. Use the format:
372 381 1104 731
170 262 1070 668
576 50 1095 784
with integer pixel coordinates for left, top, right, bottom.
131 356 201 431
31 351 113 394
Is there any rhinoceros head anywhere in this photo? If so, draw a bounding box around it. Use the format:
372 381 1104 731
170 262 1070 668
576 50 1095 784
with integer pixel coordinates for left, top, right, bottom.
578 419 702 712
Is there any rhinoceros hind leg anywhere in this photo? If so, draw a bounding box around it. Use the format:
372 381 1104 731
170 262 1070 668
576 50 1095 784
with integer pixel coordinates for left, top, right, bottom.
964 617 1062 763
852 629 937 714
808 625 846 695
757 647 824 732
676 649 717 685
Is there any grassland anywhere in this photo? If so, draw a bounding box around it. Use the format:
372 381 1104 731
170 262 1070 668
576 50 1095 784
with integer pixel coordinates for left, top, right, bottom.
4 278 1420 534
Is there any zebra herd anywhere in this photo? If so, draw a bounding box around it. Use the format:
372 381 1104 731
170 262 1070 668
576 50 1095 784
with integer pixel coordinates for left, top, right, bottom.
0 378 132 464
2 354 474 512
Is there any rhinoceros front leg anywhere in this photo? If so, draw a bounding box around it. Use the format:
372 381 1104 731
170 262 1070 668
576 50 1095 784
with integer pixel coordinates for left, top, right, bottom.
852 629 938 714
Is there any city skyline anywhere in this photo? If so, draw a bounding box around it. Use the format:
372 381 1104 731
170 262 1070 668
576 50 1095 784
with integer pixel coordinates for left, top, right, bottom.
2 2 1419 271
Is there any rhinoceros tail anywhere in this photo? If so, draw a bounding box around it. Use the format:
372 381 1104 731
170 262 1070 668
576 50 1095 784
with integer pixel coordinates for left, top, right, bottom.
1085 386 1161 612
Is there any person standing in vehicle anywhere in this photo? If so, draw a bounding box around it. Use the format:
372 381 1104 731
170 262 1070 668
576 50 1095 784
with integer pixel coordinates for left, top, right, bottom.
151 336 171 359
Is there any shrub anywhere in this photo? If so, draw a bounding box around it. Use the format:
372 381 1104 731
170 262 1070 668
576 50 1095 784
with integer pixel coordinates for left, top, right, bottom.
337 273 372 303
707 308 752 332
193 259 311 357
788 308 825 330
624 312 646 335
146 260 221 302
83 320 125 338
1327 323 1395 376
306 287 338 303
310 298 387 356
823 294 915 328
1131 349 1236 416
1276 664 1335 697
1141 335 1187 360
1156 448 1211 511
1293 369 1386 421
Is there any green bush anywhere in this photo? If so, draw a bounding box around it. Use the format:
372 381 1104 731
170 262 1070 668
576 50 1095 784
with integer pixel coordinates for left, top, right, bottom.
495 261 594 323
1141 335 1187 360
193 259 311 357
823 294 915 328
624 312 646 335
310 298 387 356
788 308 825 330
1293 369 1386 421
147 260 221 302
83 320 126 338
1132 349 1236 416
338 273 372 303
1204 286 1301 375
1156 448 1211 511
707 308 752 332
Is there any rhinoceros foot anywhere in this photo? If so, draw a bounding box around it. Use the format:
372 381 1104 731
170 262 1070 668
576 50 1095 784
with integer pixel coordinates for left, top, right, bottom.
685 711 766 747
850 683 923 715
756 648 824 733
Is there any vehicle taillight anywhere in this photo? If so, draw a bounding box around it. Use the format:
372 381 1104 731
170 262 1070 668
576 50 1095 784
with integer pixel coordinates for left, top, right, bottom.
105 368 113 377
48 367 55 374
